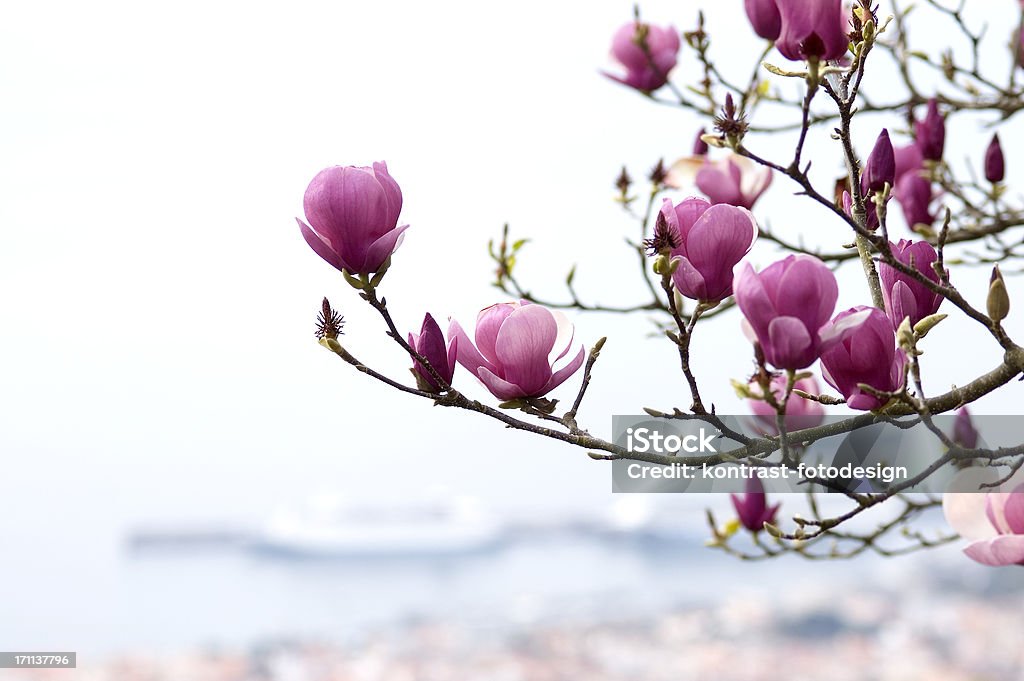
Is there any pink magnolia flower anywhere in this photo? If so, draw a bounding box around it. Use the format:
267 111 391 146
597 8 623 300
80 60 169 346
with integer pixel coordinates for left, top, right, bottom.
915 99 945 162
297 162 408 276
694 155 773 210
776 0 849 62
818 306 907 411
604 21 680 92
952 406 979 449
448 302 585 401
734 254 839 370
731 477 780 532
749 375 826 433
894 143 924 182
660 197 759 303
878 239 944 329
945 473 1024 567
894 172 935 231
745 0 782 40
408 313 457 392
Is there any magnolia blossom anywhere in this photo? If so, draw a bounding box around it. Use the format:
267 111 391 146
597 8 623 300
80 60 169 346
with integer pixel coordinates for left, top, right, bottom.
408 313 457 392
749 375 826 433
694 155 773 210
945 469 1024 567
731 477 780 532
915 99 945 162
775 0 849 62
744 0 782 40
449 302 584 401
878 239 944 329
734 254 839 370
894 172 935 231
952 406 979 449
818 307 907 411
894 143 924 182
605 21 680 92
297 162 407 276
660 197 758 303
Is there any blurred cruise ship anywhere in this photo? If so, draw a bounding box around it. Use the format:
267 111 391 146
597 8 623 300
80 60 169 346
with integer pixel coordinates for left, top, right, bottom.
250 494 504 559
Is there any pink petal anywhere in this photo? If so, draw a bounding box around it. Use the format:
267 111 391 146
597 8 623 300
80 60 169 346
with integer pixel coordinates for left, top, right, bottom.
664 157 704 189
766 316 813 368
297 217 348 272
1003 488 1024 534
670 197 712 242
372 161 403 228
734 262 777 329
696 163 742 206
986 493 1013 535
494 305 558 396
446 335 459 380
476 366 527 401
359 223 408 274
846 392 882 411
448 318 494 379
887 280 918 328
541 345 586 395
818 308 872 349
943 468 1001 540
671 256 708 300
775 256 838 329
964 535 1024 566
739 160 773 204
475 303 517 366
548 310 575 365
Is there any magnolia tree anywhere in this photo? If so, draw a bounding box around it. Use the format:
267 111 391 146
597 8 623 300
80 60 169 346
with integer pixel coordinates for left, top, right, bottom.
296 0 1024 565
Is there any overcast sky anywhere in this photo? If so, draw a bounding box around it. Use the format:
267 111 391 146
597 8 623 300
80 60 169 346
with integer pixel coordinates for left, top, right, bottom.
1 0 1023 538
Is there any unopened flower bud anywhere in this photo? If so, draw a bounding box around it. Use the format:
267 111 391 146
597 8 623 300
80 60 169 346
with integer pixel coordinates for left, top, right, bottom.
861 129 896 195
915 99 945 162
615 166 632 196
730 477 780 533
913 312 947 339
952 406 979 449
984 134 1005 184
987 264 1010 322
298 162 407 277
862 16 876 43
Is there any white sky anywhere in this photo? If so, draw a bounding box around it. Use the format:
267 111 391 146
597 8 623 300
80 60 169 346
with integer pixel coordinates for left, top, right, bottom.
1 0 1023 534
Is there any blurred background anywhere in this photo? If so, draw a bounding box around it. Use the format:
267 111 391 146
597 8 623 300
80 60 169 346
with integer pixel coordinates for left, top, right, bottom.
2 0 1024 678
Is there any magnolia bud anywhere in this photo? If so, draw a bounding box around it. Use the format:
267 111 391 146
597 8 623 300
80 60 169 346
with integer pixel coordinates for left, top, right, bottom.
913 312 947 339
319 337 345 354
987 264 1010 322
896 316 916 353
984 134 1005 184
